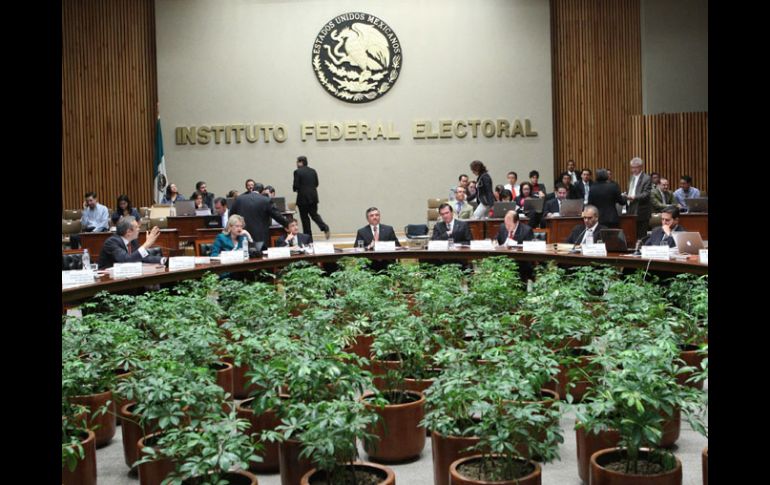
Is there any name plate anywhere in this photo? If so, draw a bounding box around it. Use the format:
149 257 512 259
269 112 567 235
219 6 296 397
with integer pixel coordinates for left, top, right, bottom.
699 249 708 264
266 247 292 259
374 241 396 252
62 269 95 288
640 246 671 260
582 243 608 257
470 239 495 250
313 242 336 254
113 262 143 279
220 250 246 264
169 256 196 271
428 240 449 251
194 257 210 265
522 241 547 253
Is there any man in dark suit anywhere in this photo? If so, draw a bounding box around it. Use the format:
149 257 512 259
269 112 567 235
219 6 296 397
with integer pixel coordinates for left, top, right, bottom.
574 169 594 204
645 206 686 248
293 155 330 240
354 207 401 250
542 185 570 227
431 203 472 244
623 157 653 238
588 169 625 228
231 190 288 248
276 220 312 248
565 205 609 245
495 210 534 245
651 177 674 213
97 216 165 268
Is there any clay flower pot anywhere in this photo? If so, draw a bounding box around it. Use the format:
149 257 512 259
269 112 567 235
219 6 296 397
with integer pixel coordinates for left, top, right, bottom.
575 424 621 483
659 408 681 448
231 361 260 399
278 438 314 485
300 461 395 485
113 368 133 424
181 470 258 484
449 454 542 485
236 398 282 473
589 447 682 485
508 389 559 460
62 429 97 485
69 389 116 448
431 430 480 485
702 447 707 485
362 390 426 463
677 345 706 390
136 432 176 485
120 402 148 469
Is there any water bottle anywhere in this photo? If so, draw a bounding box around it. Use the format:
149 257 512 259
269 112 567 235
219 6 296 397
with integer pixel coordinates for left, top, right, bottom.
242 237 249 260
82 249 90 270
585 231 594 245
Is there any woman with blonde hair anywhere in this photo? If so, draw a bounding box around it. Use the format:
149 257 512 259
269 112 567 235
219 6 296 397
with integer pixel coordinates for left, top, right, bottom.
210 214 253 256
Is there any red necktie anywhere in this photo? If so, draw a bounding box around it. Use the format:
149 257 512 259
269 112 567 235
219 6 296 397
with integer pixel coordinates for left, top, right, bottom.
373 226 379 242
127 242 133 254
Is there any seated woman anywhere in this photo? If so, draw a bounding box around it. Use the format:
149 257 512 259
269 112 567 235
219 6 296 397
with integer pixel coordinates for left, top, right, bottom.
192 191 211 214
160 183 185 204
110 194 141 225
211 214 252 256
514 182 540 227
488 189 513 217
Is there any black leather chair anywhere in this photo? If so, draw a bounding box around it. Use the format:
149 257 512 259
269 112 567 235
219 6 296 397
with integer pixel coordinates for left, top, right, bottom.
405 224 429 239
62 253 84 270
199 243 213 257
147 247 164 258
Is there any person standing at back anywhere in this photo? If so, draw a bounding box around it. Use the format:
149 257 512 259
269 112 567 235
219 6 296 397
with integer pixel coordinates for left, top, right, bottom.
293 155 330 240
588 169 625 229
623 157 653 238
470 160 494 219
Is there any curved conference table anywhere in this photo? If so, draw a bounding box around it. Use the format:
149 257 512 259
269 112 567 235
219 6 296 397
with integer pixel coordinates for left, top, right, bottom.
62 247 707 304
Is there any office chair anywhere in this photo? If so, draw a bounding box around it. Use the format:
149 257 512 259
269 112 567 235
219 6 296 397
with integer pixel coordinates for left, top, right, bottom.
148 217 168 229
62 252 85 270
63 209 82 220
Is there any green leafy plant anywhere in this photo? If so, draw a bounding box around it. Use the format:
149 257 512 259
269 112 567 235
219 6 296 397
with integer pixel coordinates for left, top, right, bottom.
61 399 90 472
468 256 525 314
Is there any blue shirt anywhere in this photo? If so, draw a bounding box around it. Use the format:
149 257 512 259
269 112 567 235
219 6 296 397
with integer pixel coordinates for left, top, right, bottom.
111 208 141 225
210 232 247 256
80 203 110 231
673 187 701 209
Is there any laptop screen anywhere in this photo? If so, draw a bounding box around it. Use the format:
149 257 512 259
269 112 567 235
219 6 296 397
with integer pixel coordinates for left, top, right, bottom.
492 201 517 218
174 200 196 216
686 197 708 213
272 196 286 212
559 199 583 217
673 231 704 254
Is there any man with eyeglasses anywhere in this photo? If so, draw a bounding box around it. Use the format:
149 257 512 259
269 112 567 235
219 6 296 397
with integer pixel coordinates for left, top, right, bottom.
565 205 608 245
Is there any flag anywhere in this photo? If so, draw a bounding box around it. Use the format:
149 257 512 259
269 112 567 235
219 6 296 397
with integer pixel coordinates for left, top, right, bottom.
153 116 168 204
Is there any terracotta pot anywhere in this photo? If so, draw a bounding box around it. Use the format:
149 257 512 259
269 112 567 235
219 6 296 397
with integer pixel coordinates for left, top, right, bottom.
62 429 97 485
212 361 234 413
590 447 682 485
543 350 594 402
507 389 559 460
677 345 706 390
279 438 315 485
137 432 176 485
350 333 375 360
69 389 116 447
300 461 395 485
230 361 261 399
120 402 151 469
362 390 426 463
660 408 681 448
236 398 282 473
181 470 258 484
431 430 480 485
575 425 621 483
449 454 542 485
702 447 707 485
114 368 133 424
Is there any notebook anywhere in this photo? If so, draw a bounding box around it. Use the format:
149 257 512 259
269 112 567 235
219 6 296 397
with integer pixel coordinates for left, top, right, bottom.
559 199 584 217
173 200 197 217
673 231 705 255
685 197 708 213
492 201 517 218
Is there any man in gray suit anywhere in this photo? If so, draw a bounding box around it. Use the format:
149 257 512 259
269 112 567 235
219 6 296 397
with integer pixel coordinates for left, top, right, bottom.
623 157 652 239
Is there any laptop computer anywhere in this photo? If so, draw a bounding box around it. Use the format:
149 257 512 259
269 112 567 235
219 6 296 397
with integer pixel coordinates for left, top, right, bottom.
685 197 708 213
559 199 584 217
673 231 705 255
599 229 628 252
492 201 517 218
173 200 197 217
272 196 287 212
522 197 545 213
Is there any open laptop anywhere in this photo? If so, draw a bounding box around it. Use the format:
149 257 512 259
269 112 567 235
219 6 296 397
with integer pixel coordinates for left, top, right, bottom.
173 200 197 217
673 231 705 255
522 197 545 213
272 196 287 212
492 201 517 218
685 197 708 213
599 229 629 252
559 199 584 217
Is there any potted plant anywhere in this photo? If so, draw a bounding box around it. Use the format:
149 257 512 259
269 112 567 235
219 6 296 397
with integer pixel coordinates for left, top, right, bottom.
467 256 525 314
279 261 334 315
62 400 97 485
137 412 261 485
62 355 118 447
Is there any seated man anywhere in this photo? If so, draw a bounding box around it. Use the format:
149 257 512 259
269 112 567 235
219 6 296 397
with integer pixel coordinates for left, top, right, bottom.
354 207 401 250
97 216 165 268
446 186 474 219
213 197 229 228
673 175 701 212
542 184 569 227
71 191 110 249
495 210 534 246
645 206 686 248
431 203 472 244
276 219 311 248
565 205 608 245
651 177 674 213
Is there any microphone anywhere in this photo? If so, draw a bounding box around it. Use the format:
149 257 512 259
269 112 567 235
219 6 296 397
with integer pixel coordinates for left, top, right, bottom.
633 235 649 255
571 227 587 251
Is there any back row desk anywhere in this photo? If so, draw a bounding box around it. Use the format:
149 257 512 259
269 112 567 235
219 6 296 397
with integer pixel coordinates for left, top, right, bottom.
167 211 296 241
79 229 180 261
62 247 707 304
463 215 639 245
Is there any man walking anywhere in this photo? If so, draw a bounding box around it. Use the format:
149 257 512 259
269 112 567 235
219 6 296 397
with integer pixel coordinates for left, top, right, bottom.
293 155 330 240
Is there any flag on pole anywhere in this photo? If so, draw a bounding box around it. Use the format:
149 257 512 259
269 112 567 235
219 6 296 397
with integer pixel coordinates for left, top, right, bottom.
153 115 168 204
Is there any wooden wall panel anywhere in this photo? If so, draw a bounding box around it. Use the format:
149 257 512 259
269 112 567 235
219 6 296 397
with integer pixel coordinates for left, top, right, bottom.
631 112 708 194
550 0 643 188
62 0 157 211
